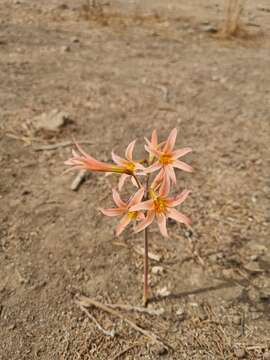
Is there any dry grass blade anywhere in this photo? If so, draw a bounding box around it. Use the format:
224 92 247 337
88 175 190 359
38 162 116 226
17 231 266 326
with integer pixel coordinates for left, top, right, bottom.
220 0 245 37
33 140 93 151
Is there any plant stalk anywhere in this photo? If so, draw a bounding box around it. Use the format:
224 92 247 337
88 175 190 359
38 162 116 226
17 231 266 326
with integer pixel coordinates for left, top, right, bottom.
143 227 149 307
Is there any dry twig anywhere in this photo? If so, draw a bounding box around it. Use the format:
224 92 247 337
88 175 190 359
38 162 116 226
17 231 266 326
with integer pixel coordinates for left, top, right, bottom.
33 140 93 151
76 296 168 349
133 246 162 262
105 302 164 316
110 344 139 360
70 170 88 191
76 301 115 337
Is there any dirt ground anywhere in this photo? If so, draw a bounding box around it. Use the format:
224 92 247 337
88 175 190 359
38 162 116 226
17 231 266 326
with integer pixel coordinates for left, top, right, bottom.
0 0 270 359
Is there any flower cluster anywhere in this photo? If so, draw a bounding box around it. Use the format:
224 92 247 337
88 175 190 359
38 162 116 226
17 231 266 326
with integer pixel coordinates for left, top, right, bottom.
65 128 192 237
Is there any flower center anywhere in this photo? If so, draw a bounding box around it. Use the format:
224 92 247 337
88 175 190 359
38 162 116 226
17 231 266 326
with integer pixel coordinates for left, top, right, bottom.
125 161 136 174
159 154 172 165
154 197 167 214
128 211 137 219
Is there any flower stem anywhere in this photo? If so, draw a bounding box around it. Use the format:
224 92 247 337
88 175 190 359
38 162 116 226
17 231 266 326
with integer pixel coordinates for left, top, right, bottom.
132 174 142 188
143 173 150 307
143 226 149 307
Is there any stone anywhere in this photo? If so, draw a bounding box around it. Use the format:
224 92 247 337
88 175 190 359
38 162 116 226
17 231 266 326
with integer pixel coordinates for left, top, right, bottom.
156 287 171 298
232 315 241 325
176 307 185 320
33 109 70 132
71 37 80 43
152 266 164 275
201 24 218 33
61 45 71 53
234 348 246 359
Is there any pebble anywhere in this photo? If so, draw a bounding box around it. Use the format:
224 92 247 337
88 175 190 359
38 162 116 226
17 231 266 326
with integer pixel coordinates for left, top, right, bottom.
232 315 241 325
61 45 71 53
152 266 164 275
156 287 171 298
234 348 246 359
176 307 185 320
70 36 80 43
33 109 71 132
201 24 218 33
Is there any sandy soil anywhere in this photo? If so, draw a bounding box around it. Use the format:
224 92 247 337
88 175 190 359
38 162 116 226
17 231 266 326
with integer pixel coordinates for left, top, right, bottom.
0 0 270 359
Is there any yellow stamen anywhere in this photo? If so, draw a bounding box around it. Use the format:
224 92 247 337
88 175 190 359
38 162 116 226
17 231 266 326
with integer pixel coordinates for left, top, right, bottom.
154 198 166 214
128 211 137 219
160 154 172 165
149 189 167 214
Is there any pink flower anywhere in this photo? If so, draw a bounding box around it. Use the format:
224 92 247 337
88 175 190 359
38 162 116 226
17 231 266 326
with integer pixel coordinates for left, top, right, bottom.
145 128 193 184
130 174 191 238
65 142 125 174
112 140 145 190
99 187 145 236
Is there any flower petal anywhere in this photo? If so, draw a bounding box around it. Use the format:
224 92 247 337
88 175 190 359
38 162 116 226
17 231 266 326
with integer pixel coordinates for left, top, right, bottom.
112 189 126 208
163 128 177 153
167 208 191 226
156 213 168 238
159 171 170 197
130 199 154 212
115 214 131 236
118 173 130 191
125 140 136 161
111 151 126 166
165 165 176 185
129 187 145 207
145 145 163 158
172 147 192 160
173 160 193 173
144 161 162 174
99 207 124 217
151 129 158 147
166 189 191 207
134 210 155 233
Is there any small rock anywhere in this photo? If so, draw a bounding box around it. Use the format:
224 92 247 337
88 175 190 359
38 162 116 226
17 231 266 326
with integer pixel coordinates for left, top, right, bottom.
156 287 171 298
250 254 259 261
264 352 270 360
152 266 164 275
70 36 80 43
153 344 168 356
176 307 185 320
8 324 16 330
244 261 263 273
259 289 270 301
33 109 71 132
201 24 218 33
234 348 246 359
61 45 71 53
232 315 241 325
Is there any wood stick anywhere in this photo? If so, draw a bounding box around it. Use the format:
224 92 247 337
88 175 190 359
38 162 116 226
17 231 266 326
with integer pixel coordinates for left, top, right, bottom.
110 344 138 360
70 170 88 191
76 296 168 348
33 140 93 151
105 302 164 316
76 301 115 337
133 246 162 262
